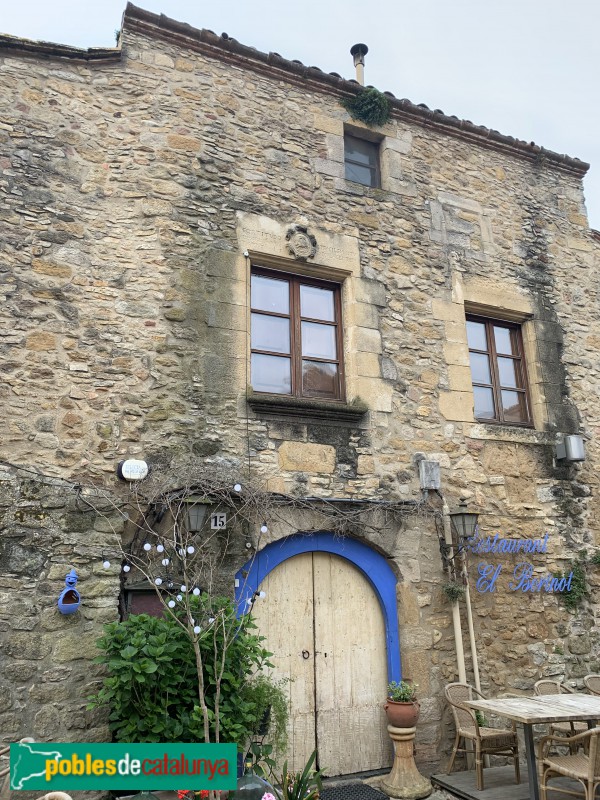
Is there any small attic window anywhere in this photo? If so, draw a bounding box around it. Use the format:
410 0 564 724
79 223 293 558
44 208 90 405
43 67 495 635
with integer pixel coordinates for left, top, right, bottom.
344 133 380 188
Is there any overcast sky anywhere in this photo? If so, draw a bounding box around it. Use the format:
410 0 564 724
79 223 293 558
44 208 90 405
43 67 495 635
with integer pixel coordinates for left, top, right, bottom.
3 0 599 228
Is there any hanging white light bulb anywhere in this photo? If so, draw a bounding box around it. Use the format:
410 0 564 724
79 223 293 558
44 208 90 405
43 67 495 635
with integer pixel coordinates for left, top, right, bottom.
123 564 131 573
154 577 163 586
208 617 215 624
176 594 183 602
161 558 170 566
193 587 201 596
258 591 266 599
178 548 184 557
187 545 195 554
168 600 176 608
102 560 111 569
233 483 242 492
260 523 268 534
156 544 164 553
180 585 187 593
193 625 201 634
143 542 152 551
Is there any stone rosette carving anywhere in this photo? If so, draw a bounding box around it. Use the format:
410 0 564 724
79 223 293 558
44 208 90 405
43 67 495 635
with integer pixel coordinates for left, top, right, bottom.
286 225 317 261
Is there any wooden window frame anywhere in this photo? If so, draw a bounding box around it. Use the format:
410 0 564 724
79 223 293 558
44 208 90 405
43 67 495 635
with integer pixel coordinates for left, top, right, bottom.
467 314 533 427
344 133 381 188
251 267 345 402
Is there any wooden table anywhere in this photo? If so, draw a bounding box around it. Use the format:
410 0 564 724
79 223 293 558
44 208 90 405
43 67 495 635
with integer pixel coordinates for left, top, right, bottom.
466 694 600 800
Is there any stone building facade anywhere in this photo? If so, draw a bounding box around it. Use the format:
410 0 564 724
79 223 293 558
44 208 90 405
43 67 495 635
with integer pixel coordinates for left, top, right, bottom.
1 2 600 776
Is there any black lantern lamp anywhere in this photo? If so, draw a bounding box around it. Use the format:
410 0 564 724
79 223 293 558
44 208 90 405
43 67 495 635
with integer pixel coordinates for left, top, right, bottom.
449 499 479 549
185 496 210 533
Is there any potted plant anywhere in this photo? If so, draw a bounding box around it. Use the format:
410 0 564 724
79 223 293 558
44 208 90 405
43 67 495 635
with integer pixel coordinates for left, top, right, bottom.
278 751 323 800
384 680 420 728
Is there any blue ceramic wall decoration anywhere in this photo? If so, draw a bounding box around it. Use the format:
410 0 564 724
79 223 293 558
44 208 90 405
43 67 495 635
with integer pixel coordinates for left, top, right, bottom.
57 569 81 615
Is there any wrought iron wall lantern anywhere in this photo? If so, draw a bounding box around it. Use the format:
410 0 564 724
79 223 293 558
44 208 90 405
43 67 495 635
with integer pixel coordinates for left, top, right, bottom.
449 499 479 550
184 496 211 533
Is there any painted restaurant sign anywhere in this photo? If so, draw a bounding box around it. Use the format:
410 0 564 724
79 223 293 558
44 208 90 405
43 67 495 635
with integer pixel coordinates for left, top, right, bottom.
464 533 574 594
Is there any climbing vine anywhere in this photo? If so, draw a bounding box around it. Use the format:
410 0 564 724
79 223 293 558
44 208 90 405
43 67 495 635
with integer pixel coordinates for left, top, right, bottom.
555 558 587 611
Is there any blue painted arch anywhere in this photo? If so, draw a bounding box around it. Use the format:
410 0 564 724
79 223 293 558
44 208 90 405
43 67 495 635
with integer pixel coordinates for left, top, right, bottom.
235 532 401 683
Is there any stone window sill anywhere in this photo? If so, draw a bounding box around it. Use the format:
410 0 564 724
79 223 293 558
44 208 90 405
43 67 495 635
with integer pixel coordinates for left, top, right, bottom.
247 391 368 424
466 423 554 446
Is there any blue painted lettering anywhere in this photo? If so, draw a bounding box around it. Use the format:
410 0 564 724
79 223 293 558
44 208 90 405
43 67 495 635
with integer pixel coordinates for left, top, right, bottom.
476 563 502 593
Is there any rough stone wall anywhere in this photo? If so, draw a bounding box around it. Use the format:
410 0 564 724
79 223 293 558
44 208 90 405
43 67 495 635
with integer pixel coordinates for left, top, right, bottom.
1 14 599 771
0 471 121 743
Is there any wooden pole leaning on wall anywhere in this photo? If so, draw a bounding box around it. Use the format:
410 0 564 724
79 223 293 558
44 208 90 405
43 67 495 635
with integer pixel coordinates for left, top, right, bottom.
442 499 467 683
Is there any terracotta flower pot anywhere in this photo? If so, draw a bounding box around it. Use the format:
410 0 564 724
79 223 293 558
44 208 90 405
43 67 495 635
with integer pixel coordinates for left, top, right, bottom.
384 699 420 728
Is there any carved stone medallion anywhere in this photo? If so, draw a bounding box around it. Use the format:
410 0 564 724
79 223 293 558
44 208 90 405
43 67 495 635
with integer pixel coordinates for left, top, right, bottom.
286 225 317 261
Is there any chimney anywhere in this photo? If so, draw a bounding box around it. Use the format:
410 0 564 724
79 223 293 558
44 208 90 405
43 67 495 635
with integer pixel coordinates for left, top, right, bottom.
350 43 368 86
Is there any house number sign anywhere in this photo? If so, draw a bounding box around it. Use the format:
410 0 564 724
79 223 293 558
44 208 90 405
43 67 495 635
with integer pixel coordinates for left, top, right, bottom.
211 513 227 530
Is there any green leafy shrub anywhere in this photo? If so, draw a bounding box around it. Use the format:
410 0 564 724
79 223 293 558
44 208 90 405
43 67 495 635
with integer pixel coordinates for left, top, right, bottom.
443 581 466 603
387 680 417 702
88 612 198 742
340 87 391 127
88 596 287 751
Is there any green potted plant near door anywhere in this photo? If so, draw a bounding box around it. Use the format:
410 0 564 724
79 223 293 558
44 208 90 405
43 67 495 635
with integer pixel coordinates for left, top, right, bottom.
384 680 419 728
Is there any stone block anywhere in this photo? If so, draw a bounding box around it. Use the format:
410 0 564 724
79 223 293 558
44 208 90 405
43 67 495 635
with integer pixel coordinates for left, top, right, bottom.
166 134 201 150
448 365 473 392
324 133 344 162
439 391 474 422
34 705 61 739
313 114 344 135
397 583 420 625
357 455 375 475
142 199 172 217
26 332 57 351
381 133 412 154
419 369 439 389
353 327 382 354
32 258 72 278
431 299 464 322
356 352 381 378
353 301 380 329
381 356 398 381
313 158 344 178
443 341 469 367
53 632 102 662
380 148 403 181
356 378 392 412
278 441 335 474
568 633 591 655
354 278 386 306
206 302 247 331
204 249 241 279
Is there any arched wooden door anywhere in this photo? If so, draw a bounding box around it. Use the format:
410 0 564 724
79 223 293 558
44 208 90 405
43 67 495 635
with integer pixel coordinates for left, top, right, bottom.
251 551 391 776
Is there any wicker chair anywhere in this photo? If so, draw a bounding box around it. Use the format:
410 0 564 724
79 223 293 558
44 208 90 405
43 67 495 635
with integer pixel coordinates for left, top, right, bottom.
539 727 600 800
534 679 588 749
584 675 600 697
445 682 520 791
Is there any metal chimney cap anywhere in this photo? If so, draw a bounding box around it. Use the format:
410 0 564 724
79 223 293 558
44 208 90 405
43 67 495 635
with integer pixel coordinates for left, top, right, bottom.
350 43 369 58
